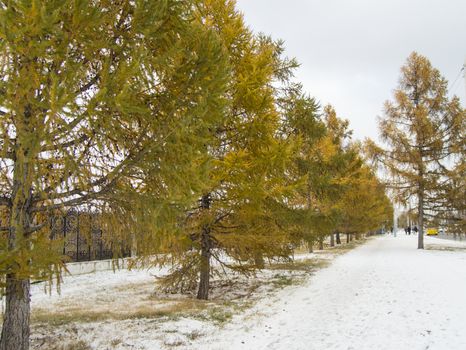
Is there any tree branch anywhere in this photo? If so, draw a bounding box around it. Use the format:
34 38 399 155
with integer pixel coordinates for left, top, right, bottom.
40 134 89 152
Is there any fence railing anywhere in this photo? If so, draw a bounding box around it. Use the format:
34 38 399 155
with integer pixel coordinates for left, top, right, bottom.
50 210 131 262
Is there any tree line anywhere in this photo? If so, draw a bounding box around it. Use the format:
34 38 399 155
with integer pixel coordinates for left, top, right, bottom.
0 1 394 349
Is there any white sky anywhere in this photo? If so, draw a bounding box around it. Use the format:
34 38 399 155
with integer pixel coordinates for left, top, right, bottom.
235 0 466 142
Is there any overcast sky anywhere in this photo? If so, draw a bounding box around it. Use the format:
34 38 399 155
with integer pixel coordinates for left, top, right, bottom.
235 0 466 142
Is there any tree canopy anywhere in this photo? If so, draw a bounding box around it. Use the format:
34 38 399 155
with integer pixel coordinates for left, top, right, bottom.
0 1 395 348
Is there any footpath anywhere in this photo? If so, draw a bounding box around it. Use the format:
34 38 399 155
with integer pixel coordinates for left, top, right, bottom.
194 234 466 350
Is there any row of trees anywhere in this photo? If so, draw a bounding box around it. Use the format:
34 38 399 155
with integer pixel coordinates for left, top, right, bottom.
368 52 465 249
0 1 392 349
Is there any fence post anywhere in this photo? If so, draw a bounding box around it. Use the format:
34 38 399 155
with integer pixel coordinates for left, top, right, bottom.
63 215 66 256
76 212 80 262
99 229 103 260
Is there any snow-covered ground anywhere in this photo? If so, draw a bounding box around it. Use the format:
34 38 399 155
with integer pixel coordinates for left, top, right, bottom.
29 234 466 350
194 234 466 350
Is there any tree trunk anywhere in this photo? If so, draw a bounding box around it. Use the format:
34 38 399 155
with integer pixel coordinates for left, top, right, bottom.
305 188 313 253
254 252 265 269
318 237 324 250
0 276 30 350
336 232 341 244
346 233 350 243
197 245 210 300
130 233 137 258
330 232 335 247
197 226 211 300
307 240 313 253
197 194 212 300
1 222 30 350
1 155 33 350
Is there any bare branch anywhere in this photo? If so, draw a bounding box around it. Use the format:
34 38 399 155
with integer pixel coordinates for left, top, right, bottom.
40 134 89 152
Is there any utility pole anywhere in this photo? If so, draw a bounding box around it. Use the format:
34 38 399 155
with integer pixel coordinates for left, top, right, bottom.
393 206 397 237
409 200 412 229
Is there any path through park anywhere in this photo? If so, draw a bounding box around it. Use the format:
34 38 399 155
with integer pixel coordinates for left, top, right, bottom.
197 234 466 350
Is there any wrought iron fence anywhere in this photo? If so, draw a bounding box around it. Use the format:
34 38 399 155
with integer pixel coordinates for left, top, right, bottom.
50 210 131 262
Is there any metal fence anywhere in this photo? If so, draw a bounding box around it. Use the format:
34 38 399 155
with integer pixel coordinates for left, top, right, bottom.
50 210 131 262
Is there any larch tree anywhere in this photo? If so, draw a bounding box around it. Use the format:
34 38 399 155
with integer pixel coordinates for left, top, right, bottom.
280 102 372 251
318 105 356 246
277 87 325 252
283 103 355 250
337 162 393 239
367 52 465 249
434 156 466 235
0 1 229 348
151 0 299 300
314 105 357 246
430 109 466 235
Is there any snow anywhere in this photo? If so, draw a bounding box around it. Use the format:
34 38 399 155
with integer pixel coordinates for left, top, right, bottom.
194 234 466 350
425 234 466 249
29 233 466 350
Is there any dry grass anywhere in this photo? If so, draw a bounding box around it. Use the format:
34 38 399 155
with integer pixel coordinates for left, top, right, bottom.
33 239 365 328
31 237 372 349
293 236 370 255
268 258 329 272
325 237 371 254
43 340 91 350
32 299 209 326
110 338 123 347
32 237 370 350
425 245 466 252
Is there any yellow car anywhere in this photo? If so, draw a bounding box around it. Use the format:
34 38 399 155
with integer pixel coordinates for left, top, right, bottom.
426 228 438 236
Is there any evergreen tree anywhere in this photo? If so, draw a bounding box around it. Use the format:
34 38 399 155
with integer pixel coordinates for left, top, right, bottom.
367 52 465 249
0 1 229 348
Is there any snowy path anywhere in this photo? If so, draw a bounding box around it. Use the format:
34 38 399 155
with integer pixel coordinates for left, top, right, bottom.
194 234 466 350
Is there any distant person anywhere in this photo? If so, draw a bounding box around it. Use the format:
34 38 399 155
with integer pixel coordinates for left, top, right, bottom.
408 226 411 235
413 226 418 235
